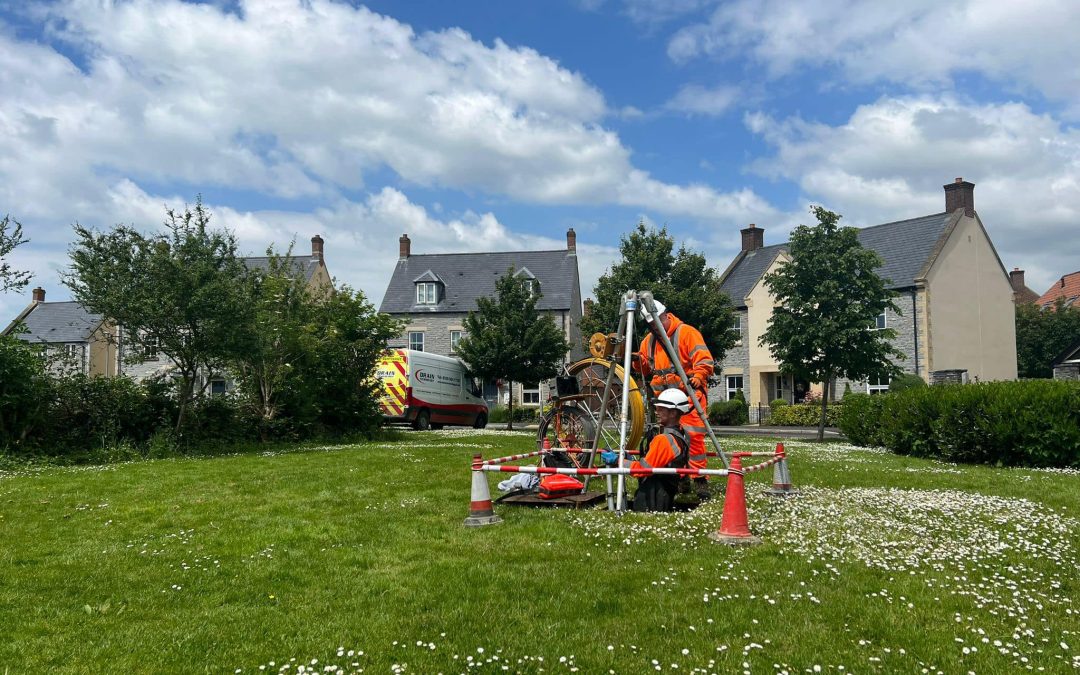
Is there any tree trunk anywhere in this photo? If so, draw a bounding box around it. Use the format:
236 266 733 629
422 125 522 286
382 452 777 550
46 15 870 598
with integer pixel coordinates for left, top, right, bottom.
818 375 830 442
506 380 514 431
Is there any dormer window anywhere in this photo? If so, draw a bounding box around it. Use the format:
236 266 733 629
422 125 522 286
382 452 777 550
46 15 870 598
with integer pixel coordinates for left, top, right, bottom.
413 270 444 306
515 267 539 296
416 282 438 305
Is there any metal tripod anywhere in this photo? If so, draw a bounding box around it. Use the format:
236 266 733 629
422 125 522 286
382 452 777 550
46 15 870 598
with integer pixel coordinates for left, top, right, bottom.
582 290 731 512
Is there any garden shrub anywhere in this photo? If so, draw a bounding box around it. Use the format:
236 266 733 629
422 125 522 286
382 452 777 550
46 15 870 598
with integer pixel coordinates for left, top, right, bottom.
843 380 1080 467
889 373 927 393
770 399 789 409
488 406 538 424
768 403 842 427
837 393 887 446
708 399 749 426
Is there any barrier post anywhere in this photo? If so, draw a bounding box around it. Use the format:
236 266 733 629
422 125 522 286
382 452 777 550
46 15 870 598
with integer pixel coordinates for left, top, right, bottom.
708 453 761 546
765 442 798 497
464 454 502 527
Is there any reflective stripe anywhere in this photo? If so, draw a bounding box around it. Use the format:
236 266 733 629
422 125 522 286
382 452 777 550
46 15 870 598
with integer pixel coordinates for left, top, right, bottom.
697 359 715 367
690 453 707 462
653 367 676 376
638 457 652 469
688 344 709 357
683 424 708 433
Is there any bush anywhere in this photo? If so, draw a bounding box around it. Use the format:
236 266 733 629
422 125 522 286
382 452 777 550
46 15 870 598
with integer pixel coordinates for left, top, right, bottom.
488 406 539 424
770 398 789 409
768 403 842 427
842 380 1080 467
889 373 927 393
837 393 888 446
708 399 749 426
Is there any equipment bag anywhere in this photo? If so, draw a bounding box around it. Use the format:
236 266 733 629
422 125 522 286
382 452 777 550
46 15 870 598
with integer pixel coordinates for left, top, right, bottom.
538 475 584 499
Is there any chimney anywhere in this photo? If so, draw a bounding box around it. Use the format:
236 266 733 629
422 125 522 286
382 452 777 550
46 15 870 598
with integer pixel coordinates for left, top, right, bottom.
32 287 45 303
566 227 577 252
1009 268 1026 294
310 234 324 262
399 233 411 260
944 177 975 217
740 224 764 252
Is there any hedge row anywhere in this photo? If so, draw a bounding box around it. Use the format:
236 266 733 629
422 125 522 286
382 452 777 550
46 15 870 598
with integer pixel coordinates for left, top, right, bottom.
768 403 842 427
838 380 1080 467
708 397 748 426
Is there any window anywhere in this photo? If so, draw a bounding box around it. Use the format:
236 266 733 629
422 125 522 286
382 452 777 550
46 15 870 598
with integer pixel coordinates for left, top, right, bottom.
871 311 887 330
64 343 81 359
867 376 890 395
773 374 789 402
524 279 538 296
450 330 462 354
409 332 425 352
522 383 541 405
726 375 744 401
140 333 159 360
731 315 742 332
416 282 438 305
210 379 227 396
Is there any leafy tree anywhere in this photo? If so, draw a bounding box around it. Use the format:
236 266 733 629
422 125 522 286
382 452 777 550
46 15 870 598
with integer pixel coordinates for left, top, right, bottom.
457 268 570 430
580 221 736 362
1016 299 1080 378
0 215 31 294
761 206 904 441
0 331 49 450
65 197 254 433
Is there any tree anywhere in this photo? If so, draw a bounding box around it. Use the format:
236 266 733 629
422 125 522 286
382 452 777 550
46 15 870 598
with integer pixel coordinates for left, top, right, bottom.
761 206 904 441
1016 299 1080 378
456 268 570 430
1 215 31 294
65 197 254 434
580 221 736 362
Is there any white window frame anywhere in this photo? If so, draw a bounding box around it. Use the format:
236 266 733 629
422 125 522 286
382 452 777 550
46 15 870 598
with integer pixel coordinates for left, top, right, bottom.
210 378 228 396
773 374 789 403
726 375 744 401
409 331 425 352
449 330 462 354
64 343 81 359
871 311 887 330
416 282 438 305
731 315 742 332
522 382 541 405
867 376 890 395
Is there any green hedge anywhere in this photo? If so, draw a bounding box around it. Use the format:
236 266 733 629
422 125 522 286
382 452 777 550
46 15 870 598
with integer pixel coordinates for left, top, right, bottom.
488 406 539 424
838 381 1080 467
708 399 749 426
768 403 842 427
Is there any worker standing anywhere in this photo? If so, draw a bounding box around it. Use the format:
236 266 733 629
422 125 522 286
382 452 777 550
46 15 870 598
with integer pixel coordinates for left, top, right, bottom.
602 389 691 512
633 300 714 500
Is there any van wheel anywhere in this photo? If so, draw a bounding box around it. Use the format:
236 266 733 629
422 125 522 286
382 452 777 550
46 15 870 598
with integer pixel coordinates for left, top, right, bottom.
473 413 488 429
413 410 431 431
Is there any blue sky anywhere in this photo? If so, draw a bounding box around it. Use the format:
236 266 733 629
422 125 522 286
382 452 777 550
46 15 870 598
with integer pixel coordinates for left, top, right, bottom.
3 0 1080 323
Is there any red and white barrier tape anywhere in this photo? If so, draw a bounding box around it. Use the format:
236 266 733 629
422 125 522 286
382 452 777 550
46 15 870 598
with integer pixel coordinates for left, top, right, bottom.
477 464 734 478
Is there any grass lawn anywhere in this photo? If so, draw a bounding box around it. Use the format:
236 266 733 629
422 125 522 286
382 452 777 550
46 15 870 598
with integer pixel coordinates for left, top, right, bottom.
1 431 1078 674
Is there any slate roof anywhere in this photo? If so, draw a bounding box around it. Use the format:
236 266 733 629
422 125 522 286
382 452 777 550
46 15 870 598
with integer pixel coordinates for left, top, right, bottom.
1037 270 1080 309
380 249 579 314
720 212 955 307
10 301 104 343
241 255 321 281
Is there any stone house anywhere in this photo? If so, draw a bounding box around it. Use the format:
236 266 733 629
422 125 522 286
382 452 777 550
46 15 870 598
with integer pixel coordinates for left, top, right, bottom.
1051 339 1080 381
713 178 1018 407
378 229 585 408
2 288 120 377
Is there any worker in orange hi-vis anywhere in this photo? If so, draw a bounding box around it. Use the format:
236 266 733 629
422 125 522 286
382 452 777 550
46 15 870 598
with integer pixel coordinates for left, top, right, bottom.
601 389 690 512
633 300 715 500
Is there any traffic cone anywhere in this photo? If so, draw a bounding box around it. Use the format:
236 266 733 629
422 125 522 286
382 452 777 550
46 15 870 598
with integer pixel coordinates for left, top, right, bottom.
464 454 502 527
765 442 799 497
708 453 761 546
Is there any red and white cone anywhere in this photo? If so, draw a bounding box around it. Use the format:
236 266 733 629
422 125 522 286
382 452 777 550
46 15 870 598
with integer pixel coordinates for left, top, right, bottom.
464 454 502 527
708 453 761 546
765 442 799 497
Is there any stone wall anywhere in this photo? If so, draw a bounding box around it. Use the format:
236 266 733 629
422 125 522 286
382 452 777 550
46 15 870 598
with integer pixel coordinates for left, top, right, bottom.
834 290 922 398
710 308 750 402
1053 363 1080 381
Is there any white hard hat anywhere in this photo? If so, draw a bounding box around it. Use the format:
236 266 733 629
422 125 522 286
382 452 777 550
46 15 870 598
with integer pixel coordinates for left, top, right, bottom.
642 299 665 316
654 388 690 413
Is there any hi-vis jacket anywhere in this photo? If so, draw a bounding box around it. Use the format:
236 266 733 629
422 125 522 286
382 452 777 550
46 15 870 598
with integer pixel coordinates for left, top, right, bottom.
630 426 689 477
637 312 715 402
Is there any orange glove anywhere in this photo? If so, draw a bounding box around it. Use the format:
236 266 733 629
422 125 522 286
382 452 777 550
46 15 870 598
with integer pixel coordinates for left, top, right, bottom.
631 353 644 374
653 373 681 388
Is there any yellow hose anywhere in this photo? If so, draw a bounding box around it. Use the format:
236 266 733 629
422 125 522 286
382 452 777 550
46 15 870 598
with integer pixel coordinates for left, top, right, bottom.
566 357 645 452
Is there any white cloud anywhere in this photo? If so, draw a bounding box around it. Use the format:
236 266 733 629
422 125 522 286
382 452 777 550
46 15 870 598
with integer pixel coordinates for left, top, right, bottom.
664 84 740 116
0 0 769 221
745 95 1080 292
667 0 1080 109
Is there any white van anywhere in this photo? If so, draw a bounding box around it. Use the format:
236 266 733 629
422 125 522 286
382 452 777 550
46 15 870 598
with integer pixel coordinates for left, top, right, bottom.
375 349 488 430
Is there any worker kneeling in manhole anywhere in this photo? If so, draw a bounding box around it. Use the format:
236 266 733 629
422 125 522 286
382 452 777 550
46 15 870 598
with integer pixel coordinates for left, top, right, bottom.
601 389 690 512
